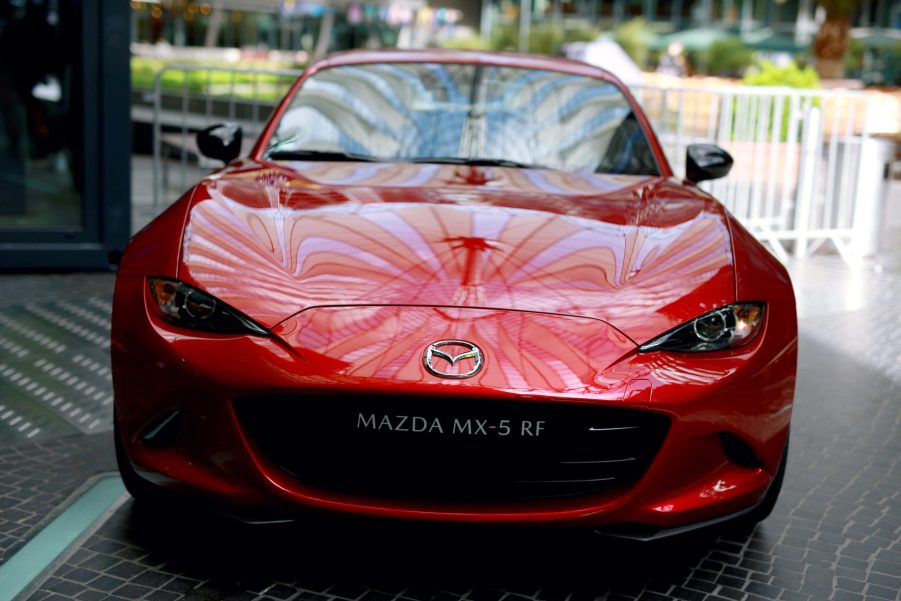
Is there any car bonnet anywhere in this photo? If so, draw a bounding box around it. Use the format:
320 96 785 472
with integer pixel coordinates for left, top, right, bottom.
176 160 735 345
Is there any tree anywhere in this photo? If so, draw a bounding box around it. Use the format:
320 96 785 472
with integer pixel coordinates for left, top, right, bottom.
813 0 862 79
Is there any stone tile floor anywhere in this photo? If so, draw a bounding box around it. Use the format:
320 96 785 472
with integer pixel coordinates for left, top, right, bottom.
0 258 899 601
0 274 115 446
0 433 114 564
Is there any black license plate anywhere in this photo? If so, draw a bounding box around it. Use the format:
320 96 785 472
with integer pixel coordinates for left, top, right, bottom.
353 412 547 438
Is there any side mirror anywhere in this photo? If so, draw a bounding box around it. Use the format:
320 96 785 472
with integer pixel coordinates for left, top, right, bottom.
197 123 242 164
686 143 733 183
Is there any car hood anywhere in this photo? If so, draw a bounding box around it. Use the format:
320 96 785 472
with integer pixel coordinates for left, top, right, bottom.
177 160 735 344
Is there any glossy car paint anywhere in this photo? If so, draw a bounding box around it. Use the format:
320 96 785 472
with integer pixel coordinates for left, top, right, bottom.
113 50 796 531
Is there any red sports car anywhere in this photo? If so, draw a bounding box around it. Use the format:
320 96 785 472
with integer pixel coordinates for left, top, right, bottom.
112 50 796 540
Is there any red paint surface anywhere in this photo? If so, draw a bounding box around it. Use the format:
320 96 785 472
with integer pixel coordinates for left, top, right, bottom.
176 163 735 345
112 51 796 531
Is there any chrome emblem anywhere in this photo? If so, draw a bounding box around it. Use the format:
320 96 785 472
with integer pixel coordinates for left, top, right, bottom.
423 340 483 379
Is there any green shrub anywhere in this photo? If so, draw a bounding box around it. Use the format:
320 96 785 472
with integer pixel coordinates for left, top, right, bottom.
487 22 588 55
528 23 566 55
490 23 518 52
742 60 821 141
685 48 706 74
563 25 601 45
743 60 821 89
845 38 865 77
131 57 165 90
706 38 754 77
885 42 901 85
854 40 901 86
130 56 299 101
441 35 491 50
686 38 754 77
613 18 651 68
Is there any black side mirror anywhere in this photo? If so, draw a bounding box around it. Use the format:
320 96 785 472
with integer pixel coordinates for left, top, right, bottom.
686 143 733 183
197 123 242 164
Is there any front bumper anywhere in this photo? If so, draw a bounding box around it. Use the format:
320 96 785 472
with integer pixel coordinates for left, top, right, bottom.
112 275 796 531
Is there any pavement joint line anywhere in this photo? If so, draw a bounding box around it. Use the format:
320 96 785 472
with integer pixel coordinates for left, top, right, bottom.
0 474 128 601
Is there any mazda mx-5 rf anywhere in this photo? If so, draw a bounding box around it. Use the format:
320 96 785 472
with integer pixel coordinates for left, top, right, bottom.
112 50 796 540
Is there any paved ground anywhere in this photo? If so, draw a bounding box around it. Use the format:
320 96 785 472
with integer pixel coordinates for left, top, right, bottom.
0 433 114 564
0 257 898 601
0 274 114 447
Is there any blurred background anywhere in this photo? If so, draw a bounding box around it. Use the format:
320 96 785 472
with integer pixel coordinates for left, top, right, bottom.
125 0 900 82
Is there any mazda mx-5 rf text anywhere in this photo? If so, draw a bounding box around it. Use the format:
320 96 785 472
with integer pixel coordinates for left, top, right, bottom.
112 50 796 540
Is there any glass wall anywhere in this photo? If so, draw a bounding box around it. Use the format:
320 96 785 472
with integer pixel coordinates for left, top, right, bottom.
0 0 83 229
0 0 131 269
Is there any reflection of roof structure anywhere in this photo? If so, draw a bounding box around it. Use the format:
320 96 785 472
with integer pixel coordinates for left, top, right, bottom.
275 63 639 173
181 167 734 345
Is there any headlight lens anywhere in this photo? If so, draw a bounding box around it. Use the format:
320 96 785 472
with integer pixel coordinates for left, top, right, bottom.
147 278 268 336
638 303 765 353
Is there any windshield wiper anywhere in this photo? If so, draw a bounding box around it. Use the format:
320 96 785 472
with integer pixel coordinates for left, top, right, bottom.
266 151 541 170
408 156 541 170
265 150 379 162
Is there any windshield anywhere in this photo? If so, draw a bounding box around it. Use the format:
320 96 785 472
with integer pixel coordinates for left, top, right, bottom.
264 62 660 176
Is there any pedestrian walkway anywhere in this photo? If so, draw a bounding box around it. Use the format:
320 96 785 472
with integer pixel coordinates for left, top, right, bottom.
0 274 114 447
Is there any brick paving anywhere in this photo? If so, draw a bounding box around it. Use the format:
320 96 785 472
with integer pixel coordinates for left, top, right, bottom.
0 273 115 446
0 260 899 601
0 433 116 564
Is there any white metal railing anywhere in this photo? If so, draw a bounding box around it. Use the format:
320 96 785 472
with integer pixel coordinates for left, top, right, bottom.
632 85 889 263
144 65 892 264
146 64 302 207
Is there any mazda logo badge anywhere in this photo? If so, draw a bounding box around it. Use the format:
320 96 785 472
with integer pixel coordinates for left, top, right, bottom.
423 340 483 379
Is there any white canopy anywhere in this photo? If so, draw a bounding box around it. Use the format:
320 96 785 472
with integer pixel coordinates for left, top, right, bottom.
565 36 644 85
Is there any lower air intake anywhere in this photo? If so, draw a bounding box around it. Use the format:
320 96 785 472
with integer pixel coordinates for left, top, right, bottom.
234 394 670 504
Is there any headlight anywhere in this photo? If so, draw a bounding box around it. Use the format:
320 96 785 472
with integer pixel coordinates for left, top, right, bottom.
638 303 765 352
147 278 268 336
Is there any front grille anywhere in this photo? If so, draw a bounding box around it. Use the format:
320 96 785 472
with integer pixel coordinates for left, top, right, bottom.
234 394 670 504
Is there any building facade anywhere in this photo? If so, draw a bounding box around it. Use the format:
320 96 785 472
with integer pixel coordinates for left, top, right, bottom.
0 0 131 269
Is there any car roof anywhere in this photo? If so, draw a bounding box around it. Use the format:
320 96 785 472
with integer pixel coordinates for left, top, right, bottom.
310 49 623 85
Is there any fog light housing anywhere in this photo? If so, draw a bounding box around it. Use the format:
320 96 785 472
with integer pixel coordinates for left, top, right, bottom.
720 432 763 468
139 409 183 448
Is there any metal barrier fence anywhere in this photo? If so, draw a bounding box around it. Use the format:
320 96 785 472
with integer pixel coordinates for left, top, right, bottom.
147 64 891 264
148 64 302 207
632 85 888 263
